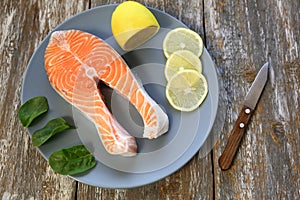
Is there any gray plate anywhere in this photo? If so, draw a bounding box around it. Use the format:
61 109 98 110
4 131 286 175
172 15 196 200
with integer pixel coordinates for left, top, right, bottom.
21 5 219 188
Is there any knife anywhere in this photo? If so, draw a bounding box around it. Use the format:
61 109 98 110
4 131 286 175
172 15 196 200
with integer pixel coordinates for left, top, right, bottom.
218 62 269 170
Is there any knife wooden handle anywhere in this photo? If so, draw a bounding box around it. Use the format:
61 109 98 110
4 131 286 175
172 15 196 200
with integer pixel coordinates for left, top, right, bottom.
218 106 254 170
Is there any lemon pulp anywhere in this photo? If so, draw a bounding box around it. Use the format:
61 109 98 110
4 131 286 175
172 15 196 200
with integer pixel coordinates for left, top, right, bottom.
166 70 208 112
165 50 202 81
163 27 204 58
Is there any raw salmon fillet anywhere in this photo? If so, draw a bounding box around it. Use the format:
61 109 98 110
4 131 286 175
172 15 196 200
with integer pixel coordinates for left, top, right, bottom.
44 30 169 156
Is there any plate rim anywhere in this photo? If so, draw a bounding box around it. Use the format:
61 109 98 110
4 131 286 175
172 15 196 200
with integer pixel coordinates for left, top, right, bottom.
21 4 219 188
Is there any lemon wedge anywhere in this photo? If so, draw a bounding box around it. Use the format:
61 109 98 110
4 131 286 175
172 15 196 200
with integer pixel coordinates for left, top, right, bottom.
166 69 208 112
165 50 202 81
111 1 160 51
163 28 204 58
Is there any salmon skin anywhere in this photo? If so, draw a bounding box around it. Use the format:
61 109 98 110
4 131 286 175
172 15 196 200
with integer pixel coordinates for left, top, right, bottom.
44 30 169 156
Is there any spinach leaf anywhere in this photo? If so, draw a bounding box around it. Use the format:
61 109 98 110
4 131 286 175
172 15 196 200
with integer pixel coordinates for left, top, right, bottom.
32 118 75 146
18 96 48 127
49 145 96 175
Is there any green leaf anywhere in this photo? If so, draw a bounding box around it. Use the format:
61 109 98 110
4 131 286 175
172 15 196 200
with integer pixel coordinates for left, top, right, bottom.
32 118 75 146
18 96 49 127
49 145 96 175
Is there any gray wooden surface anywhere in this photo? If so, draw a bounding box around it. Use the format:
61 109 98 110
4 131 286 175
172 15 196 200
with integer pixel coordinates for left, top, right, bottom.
1 0 299 199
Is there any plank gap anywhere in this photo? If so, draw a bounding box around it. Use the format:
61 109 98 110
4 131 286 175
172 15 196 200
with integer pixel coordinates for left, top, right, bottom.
88 0 92 9
74 181 79 200
202 0 214 199
202 0 207 46
211 151 215 200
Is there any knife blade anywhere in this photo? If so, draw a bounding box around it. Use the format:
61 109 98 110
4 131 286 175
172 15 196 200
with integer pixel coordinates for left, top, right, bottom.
218 62 269 170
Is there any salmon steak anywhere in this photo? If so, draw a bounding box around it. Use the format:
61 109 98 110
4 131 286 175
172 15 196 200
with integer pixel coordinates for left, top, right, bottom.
44 30 169 156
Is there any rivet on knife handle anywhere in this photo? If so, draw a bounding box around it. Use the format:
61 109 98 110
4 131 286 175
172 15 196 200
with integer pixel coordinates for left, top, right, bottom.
218 106 254 170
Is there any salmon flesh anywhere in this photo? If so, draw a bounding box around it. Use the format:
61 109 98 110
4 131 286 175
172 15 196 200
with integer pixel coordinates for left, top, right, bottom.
44 30 169 156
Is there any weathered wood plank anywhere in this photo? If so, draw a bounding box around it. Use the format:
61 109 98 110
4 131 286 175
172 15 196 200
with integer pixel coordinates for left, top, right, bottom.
0 0 88 199
1 0 299 199
204 0 300 199
76 1 214 199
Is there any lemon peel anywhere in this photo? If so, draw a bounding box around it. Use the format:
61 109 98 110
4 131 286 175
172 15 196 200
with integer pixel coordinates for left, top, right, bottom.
111 1 160 51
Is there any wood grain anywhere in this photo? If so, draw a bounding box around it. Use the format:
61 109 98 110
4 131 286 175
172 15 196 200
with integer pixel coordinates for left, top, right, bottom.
76 1 213 199
204 0 300 199
0 0 299 199
0 0 88 199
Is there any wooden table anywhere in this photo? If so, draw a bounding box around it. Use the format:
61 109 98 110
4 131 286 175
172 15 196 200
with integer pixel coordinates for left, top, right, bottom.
1 0 299 199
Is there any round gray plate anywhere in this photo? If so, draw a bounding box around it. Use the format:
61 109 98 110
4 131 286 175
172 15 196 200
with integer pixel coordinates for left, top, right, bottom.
21 5 219 188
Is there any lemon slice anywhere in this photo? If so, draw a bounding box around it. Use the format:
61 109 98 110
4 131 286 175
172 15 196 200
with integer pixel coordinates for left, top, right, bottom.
166 69 208 112
111 1 160 51
163 28 204 58
165 50 202 81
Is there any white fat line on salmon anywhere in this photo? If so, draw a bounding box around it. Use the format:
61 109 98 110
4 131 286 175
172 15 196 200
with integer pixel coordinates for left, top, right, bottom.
135 90 142 107
111 120 134 140
70 95 94 102
96 126 111 134
73 103 104 110
74 110 113 134
140 100 147 116
89 112 110 119
128 80 136 98
135 93 156 125
118 71 130 94
51 31 100 85
71 92 99 99
144 107 155 125
59 76 74 90
146 113 156 125
112 61 125 86
118 76 136 98
71 98 101 105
